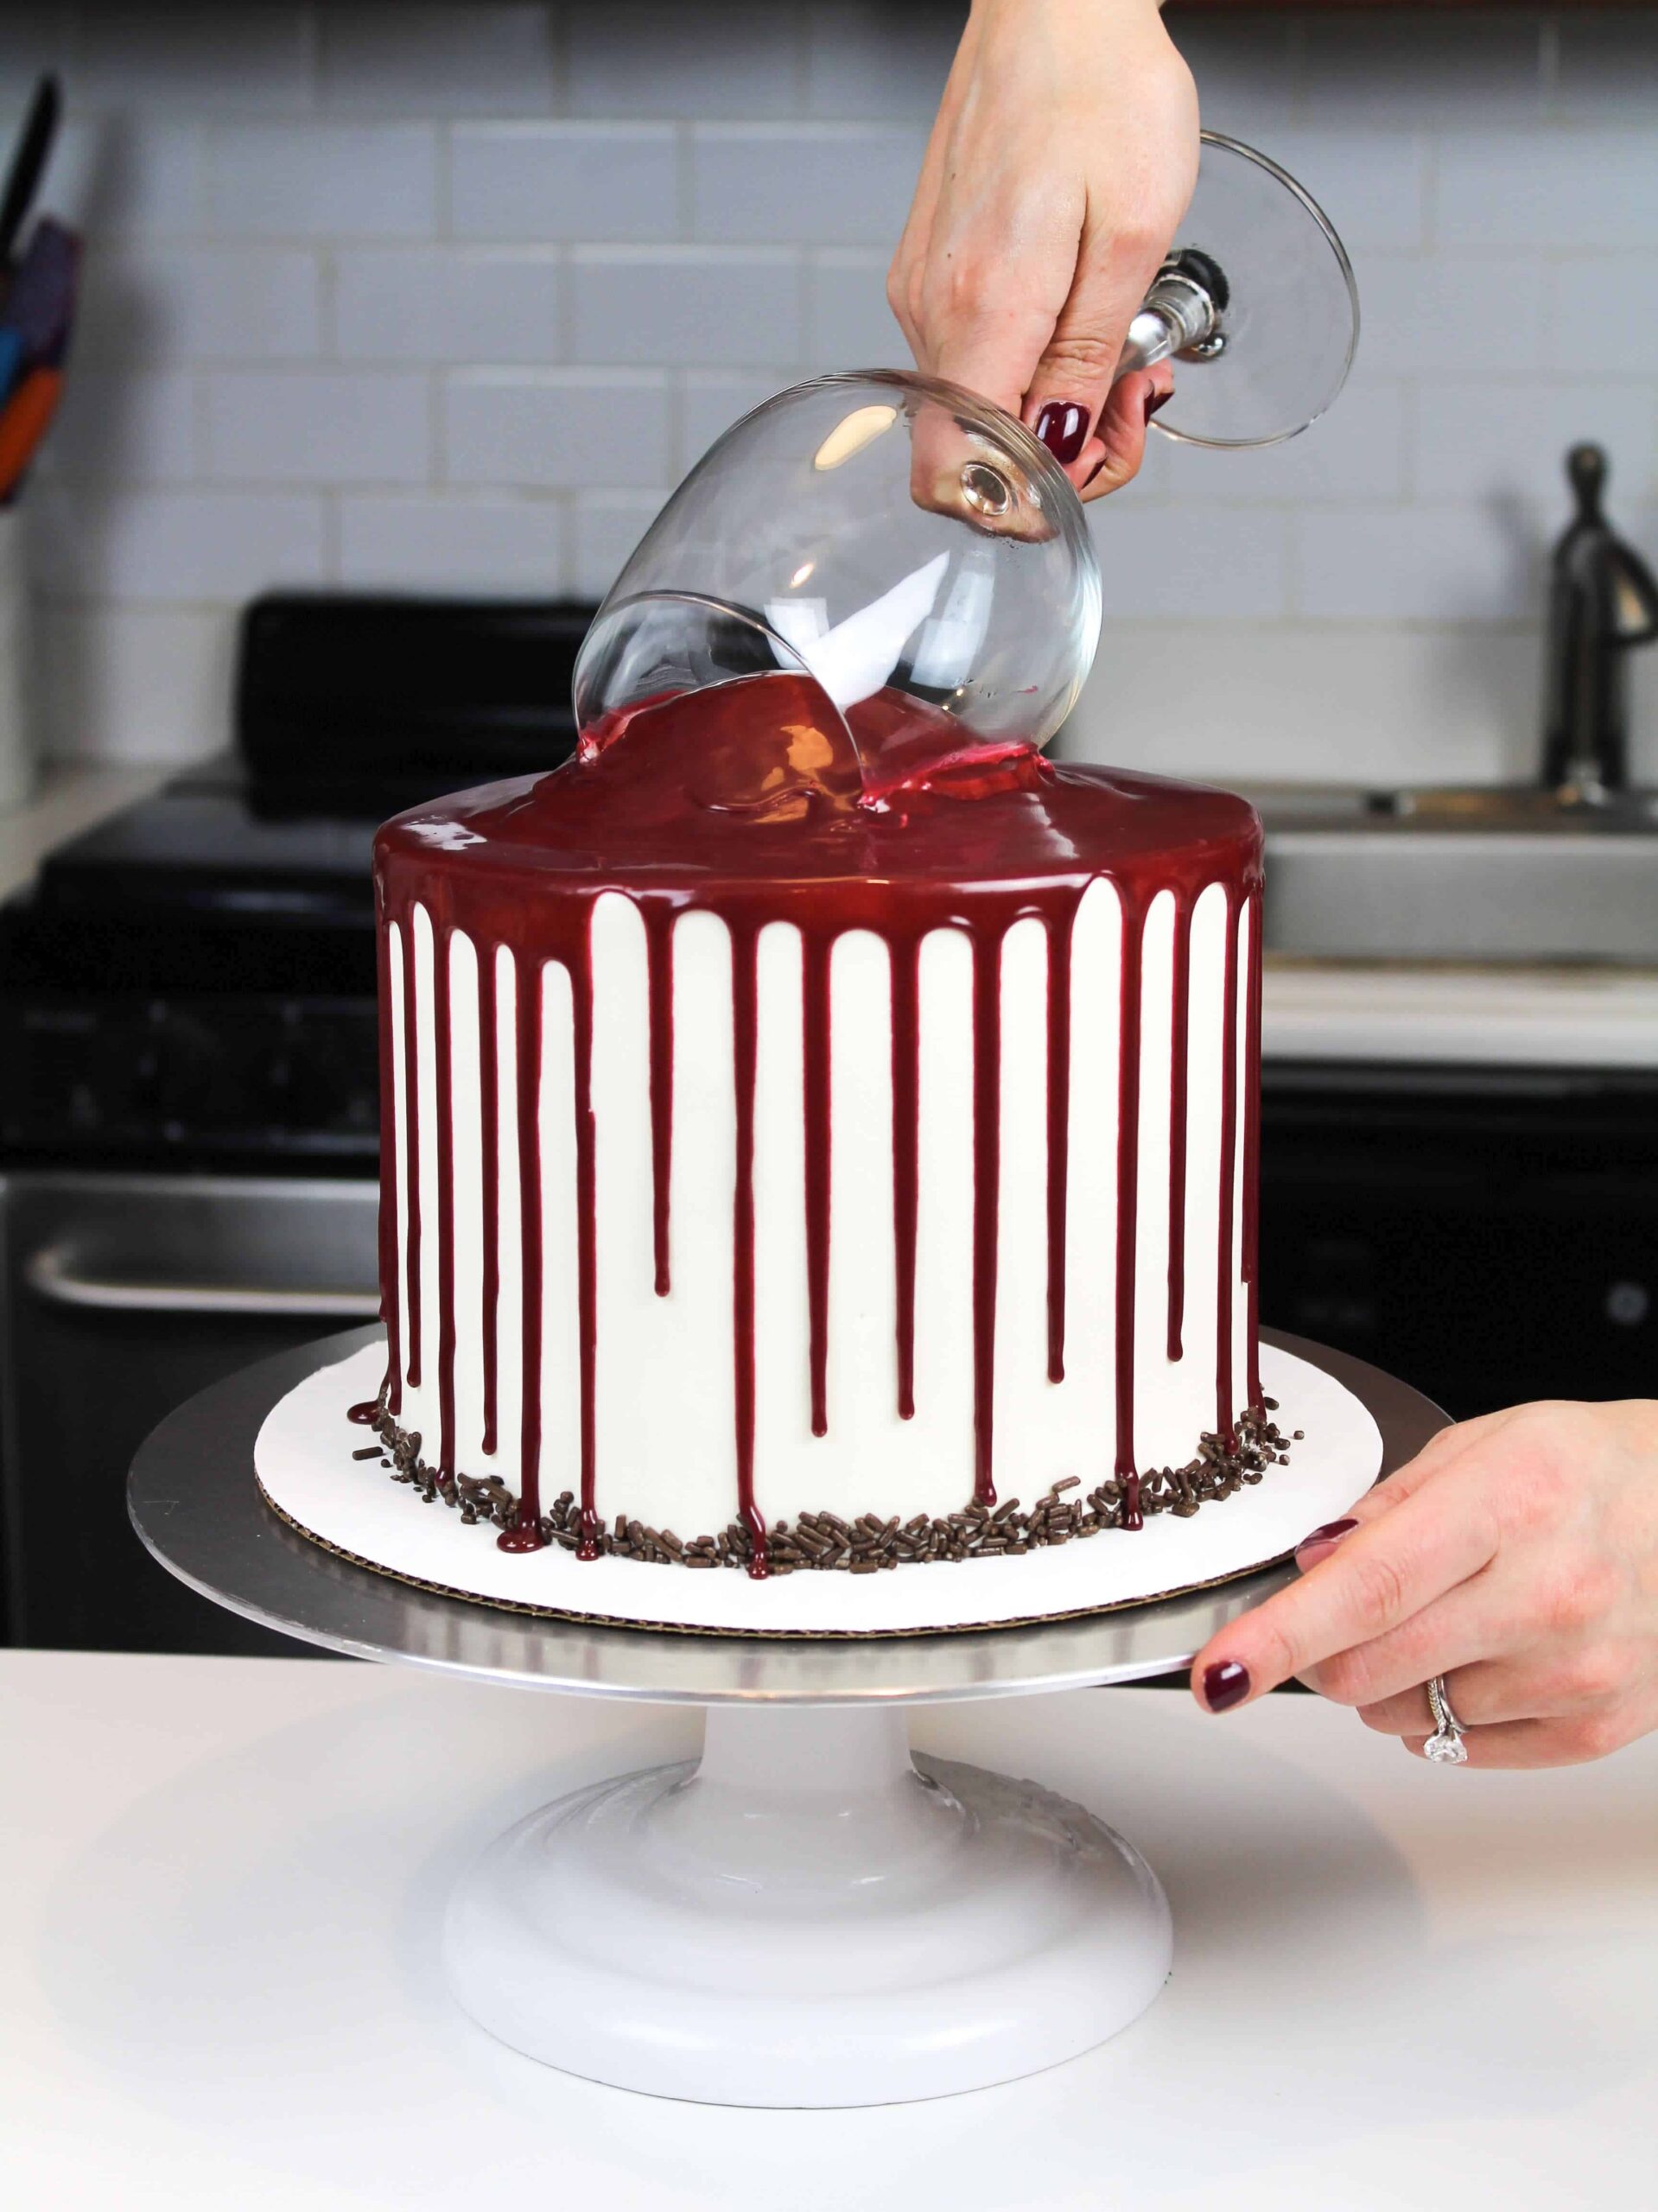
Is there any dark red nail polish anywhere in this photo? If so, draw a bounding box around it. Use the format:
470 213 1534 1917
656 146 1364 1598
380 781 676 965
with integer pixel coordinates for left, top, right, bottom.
1299 1516 1357 1548
1203 1659 1250 1713
1146 388 1172 421
1033 400 1089 464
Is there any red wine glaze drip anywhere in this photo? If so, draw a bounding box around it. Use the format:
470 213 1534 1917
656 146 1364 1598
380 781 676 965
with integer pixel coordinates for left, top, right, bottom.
1166 891 1191 1364
1214 884 1242 1448
1241 884 1265 1408
477 942 500 1455
571 921 601 1560
433 920 458 1478
1115 889 1146 1529
499 944 548 1553
346 1400 379 1426
374 890 402 1415
969 927 1002 1509
801 930 834 1439
1045 906 1073 1386
888 935 921 1421
729 922 772 1577
644 905 676 1298
399 912 422 1389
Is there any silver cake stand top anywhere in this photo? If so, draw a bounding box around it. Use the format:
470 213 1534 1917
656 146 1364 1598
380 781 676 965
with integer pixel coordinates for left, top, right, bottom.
129 1325 1444 1707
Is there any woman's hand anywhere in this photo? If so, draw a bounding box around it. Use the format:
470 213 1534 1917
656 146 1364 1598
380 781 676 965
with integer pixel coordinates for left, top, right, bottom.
1191 1401 1658 1768
890 0 1198 499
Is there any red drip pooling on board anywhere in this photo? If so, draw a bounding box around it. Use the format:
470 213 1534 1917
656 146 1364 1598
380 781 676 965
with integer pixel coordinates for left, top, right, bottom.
1166 890 1191 1365
802 931 834 1440
372 671 1261 1556
346 1400 379 1427
889 937 920 1422
644 906 676 1298
477 942 500 1456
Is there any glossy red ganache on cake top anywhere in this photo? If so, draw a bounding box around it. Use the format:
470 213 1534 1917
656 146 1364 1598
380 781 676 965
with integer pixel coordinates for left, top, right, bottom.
373 671 1264 1577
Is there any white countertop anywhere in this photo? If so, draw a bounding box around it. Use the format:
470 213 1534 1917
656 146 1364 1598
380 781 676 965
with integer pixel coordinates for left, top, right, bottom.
5 766 1658 1071
5 1649 1655 2210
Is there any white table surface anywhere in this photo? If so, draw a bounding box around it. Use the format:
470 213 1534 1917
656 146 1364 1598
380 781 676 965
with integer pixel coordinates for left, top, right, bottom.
5 1649 1655 2212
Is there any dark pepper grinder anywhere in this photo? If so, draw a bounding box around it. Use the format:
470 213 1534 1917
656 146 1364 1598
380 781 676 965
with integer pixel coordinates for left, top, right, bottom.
1541 442 1658 798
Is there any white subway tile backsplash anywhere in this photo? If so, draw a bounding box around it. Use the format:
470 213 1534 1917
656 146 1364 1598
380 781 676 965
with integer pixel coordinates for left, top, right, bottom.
1546 257 1658 378
204 370 432 485
1294 505 1539 623
16 2 1658 778
1092 505 1290 621
47 370 197 484
40 603 233 763
1415 380 1653 509
1159 380 1409 507
805 5 956 123
1302 14 1544 128
1065 620 1545 788
43 116 204 235
568 4 800 120
571 247 803 365
450 124 676 242
79 8 313 114
1437 128 1658 250
1345 253 1545 379
1171 18 1298 138
334 248 561 363
804 251 905 372
1268 128 1429 253
692 124 924 247
321 6 556 116
35 486 326 601
79 247 323 365
206 123 438 238
570 491 667 598
679 373 778 472
445 371 669 488
338 494 566 593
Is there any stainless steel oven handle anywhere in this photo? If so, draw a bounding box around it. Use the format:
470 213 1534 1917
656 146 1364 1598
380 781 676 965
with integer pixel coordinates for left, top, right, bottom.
24 1244 381 1319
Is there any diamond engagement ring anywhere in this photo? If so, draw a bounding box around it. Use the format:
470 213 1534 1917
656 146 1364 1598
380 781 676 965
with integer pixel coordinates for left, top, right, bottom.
1425 1675 1470 1765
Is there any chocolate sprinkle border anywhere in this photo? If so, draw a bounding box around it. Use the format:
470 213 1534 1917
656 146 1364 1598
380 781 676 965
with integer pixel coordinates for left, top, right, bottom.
353 1391 1296 1573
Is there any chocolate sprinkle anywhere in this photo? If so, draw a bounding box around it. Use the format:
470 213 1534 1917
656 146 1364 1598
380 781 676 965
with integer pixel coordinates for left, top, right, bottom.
349 1384 1293 1573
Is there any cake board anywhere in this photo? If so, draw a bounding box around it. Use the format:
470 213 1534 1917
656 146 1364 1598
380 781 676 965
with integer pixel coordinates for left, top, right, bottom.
130 1325 1445 2109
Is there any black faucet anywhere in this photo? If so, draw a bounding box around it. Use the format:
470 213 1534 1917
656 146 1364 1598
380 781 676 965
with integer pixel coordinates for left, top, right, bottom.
1541 443 1658 799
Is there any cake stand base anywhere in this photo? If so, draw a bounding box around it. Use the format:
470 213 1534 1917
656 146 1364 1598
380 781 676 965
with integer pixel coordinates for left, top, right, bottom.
444 1702 1170 2107
128 1327 1446 2112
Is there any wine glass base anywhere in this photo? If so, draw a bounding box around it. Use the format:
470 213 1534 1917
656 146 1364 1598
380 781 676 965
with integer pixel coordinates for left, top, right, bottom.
443 1703 1172 2107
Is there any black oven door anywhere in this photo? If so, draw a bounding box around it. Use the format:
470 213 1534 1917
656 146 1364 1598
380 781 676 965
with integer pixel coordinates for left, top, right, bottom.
1 1172 379 1655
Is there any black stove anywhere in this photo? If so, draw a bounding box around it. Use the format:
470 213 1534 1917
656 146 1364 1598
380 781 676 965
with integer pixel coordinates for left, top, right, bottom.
0 593 594 1173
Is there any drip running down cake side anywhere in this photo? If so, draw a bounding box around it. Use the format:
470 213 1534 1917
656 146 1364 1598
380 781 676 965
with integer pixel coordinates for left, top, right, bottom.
362 671 1285 1581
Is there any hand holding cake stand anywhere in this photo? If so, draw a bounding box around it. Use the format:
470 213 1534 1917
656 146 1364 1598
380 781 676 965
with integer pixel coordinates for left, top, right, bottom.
129 137 1382 2109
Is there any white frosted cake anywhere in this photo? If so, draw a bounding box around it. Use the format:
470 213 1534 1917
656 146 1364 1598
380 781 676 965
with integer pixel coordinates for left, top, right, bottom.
359 671 1280 1580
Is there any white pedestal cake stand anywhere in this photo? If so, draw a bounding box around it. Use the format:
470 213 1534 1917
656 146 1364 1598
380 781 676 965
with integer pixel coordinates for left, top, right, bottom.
129 1325 1443 2111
